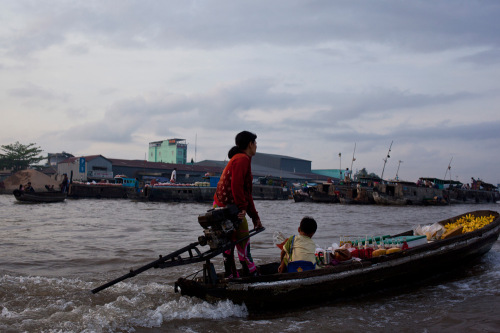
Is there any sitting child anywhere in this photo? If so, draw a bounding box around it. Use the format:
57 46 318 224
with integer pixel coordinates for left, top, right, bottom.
278 217 317 273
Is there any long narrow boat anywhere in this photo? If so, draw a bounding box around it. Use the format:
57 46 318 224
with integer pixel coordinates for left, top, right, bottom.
13 189 67 203
175 210 500 313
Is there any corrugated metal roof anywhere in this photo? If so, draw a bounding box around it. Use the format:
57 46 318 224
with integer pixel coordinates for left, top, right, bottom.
57 154 327 182
254 152 311 162
59 155 109 164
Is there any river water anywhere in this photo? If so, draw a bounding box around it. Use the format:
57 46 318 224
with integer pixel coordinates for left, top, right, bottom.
0 195 499 333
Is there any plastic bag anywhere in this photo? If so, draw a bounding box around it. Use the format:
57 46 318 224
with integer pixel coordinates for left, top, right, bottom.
273 231 288 250
273 231 286 245
413 222 446 241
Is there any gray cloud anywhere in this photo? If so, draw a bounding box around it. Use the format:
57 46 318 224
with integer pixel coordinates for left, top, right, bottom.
58 78 486 147
458 48 500 65
2 1 500 183
9 83 68 101
3 1 500 56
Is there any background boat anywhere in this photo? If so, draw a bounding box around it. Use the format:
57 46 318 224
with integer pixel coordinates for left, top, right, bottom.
13 189 66 203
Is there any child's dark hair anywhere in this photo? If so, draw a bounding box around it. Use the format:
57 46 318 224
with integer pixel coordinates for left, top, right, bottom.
227 131 257 159
300 217 317 236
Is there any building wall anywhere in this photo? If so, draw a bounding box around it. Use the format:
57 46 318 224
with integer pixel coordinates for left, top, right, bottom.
148 141 162 163
87 157 113 180
313 169 343 179
121 167 205 183
47 152 73 166
148 139 187 164
280 158 311 173
58 156 113 181
58 160 83 181
252 153 311 174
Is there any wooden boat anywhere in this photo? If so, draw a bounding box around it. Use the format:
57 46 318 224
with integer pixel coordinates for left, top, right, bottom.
13 189 67 203
292 191 313 202
175 210 500 313
372 191 410 205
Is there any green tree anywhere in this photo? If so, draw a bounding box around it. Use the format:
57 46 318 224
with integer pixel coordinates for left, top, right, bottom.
0 141 44 171
354 167 380 181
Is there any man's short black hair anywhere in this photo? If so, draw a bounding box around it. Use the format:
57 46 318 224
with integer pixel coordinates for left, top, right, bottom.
300 216 317 235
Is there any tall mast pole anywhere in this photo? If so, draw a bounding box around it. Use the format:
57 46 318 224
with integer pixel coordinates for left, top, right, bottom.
339 152 342 179
444 157 453 184
396 160 403 180
350 143 356 180
381 140 393 180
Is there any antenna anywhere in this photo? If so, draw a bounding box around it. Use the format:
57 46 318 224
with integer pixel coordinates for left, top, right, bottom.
380 140 393 180
195 133 197 163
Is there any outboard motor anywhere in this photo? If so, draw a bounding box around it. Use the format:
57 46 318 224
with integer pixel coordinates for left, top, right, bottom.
197 205 240 249
91 204 264 294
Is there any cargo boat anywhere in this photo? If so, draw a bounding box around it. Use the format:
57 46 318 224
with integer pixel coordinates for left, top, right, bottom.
129 183 288 202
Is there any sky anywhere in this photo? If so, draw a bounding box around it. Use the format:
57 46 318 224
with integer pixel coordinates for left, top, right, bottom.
1 1 499 185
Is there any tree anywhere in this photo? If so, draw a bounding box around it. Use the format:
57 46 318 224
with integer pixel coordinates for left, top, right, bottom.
0 141 44 171
354 167 380 181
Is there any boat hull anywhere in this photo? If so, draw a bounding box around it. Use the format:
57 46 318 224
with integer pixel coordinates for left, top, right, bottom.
176 210 500 313
68 183 129 199
13 190 66 203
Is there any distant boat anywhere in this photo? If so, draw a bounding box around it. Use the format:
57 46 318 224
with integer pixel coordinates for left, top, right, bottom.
13 189 67 203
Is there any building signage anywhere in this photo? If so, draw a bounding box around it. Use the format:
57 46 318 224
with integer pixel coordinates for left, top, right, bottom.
79 157 86 173
88 170 113 179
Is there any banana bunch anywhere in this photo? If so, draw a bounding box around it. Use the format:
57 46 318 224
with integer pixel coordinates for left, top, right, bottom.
444 214 495 234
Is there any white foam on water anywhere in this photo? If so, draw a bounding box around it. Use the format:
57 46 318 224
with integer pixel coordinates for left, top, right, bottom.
1 273 248 332
77 294 247 331
282 320 312 332
1 306 18 319
149 297 248 321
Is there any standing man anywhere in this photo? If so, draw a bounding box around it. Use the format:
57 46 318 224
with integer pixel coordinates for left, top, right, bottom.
170 168 177 183
214 131 263 278
60 174 69 193
345 168 352 182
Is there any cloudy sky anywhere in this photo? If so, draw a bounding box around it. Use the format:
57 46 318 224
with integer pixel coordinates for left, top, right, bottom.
1 1 499 184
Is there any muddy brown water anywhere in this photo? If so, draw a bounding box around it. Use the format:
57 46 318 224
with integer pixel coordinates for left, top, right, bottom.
1 195 499 332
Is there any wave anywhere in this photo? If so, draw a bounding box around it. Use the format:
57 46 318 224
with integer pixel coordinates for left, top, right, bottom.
0 273 247 332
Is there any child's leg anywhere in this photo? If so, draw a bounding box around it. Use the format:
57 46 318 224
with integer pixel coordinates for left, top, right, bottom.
236 239 257 275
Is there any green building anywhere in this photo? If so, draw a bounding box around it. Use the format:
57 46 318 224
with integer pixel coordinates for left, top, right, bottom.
148 139 187 164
